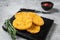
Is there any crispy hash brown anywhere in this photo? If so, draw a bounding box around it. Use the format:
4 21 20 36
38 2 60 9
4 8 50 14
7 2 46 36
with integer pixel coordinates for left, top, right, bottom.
13 13 32 30
27 24 40 34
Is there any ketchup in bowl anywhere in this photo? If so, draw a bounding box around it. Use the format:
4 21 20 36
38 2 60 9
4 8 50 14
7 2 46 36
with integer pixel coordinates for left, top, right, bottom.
41 1 54 11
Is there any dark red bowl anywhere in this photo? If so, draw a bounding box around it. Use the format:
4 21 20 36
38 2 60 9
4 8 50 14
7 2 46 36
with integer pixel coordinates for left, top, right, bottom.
41 1 54 11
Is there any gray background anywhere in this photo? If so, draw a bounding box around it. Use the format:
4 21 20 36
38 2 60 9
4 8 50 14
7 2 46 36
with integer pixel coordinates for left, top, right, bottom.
0 0 60 40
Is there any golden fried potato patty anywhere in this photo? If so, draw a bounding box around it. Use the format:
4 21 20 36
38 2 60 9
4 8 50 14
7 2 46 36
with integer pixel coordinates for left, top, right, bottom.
27 12 44 26
13 14 32 30
27 24 40 34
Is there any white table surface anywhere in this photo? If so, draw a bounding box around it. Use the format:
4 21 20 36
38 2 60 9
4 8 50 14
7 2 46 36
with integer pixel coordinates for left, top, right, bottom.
0 0 60 40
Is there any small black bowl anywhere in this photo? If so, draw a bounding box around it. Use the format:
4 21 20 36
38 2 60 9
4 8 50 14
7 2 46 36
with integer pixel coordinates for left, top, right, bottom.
41 1 54 11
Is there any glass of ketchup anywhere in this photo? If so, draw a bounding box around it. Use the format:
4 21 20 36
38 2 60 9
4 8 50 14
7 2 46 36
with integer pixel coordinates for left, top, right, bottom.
41 1 54 11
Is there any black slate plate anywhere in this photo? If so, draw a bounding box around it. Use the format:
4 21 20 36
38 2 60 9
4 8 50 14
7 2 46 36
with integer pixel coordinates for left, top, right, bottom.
2 9 54 40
